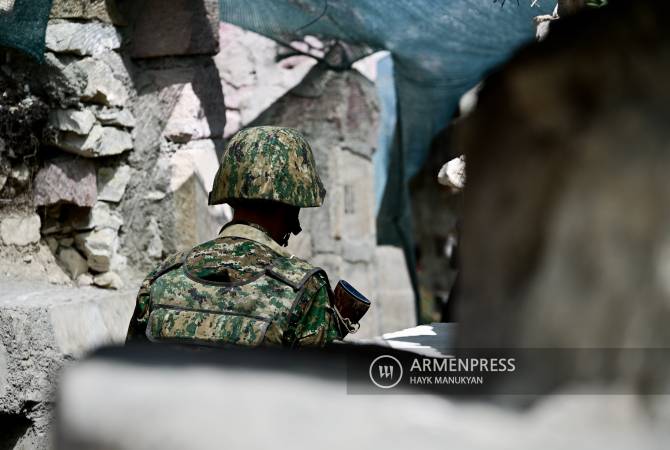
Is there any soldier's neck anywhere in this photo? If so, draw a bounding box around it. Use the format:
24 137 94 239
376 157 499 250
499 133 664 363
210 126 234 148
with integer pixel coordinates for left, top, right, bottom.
232 210 288 246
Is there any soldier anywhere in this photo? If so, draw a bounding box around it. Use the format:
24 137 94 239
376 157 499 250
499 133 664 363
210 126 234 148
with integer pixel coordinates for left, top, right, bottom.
126 126 357 347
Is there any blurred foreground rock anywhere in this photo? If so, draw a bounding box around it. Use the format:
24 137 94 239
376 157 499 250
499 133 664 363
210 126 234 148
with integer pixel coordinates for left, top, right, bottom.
455 0 670 387
56 345 670 450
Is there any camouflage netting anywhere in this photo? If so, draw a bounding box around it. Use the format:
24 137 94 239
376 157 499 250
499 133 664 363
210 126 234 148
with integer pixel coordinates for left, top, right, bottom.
0 0 53 61
219 0 554 297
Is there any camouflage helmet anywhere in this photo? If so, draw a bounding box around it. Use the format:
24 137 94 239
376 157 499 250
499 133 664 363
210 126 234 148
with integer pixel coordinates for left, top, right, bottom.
208 126 326 208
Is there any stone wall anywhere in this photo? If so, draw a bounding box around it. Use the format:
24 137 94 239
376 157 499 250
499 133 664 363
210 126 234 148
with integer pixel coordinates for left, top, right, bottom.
215 22 315 137
0 1 230 447
0 0 230 289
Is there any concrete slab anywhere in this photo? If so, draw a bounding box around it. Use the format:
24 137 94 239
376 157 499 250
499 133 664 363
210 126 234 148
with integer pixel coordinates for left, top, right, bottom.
0 279 136 447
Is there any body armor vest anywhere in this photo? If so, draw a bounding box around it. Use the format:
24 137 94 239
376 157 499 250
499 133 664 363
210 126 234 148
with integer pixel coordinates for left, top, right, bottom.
144 236 328 347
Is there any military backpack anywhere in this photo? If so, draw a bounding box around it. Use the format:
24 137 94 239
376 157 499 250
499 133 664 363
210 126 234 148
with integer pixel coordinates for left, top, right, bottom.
143 235 337 347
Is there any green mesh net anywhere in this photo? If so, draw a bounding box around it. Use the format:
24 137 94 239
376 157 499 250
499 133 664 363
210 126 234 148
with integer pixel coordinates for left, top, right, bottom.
0 0 53 61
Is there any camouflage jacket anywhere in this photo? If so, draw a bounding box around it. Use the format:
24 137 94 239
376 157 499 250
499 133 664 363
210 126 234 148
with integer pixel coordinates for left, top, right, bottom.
126 223 342 347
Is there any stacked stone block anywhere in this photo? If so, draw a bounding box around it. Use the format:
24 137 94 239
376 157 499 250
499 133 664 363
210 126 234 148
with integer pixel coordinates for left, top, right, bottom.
0 0 231 286
29 8 135 289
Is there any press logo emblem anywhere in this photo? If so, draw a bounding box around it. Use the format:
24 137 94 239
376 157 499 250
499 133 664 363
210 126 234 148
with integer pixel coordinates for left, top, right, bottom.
369 355 403 389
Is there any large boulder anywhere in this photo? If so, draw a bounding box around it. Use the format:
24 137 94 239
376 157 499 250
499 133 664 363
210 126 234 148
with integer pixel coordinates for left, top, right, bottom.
454 0 670 390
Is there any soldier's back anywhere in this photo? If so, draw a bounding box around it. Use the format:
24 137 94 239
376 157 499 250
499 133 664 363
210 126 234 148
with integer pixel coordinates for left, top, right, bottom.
140 233 329 346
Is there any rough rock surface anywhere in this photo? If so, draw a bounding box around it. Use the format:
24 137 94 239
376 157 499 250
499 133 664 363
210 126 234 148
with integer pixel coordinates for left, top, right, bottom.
122 54 228 270
56 247 88 279
0 243 71 285
132 61 224 144
92 107 136 128
154 66 225 143
97 165 131 203
48 108 96 134
0 214 41 246
45 21 122 56
0 279 135 449
50 0 124 24
130 0 219 58
76 57 130 107
93 271 124 290
40 52 89 107
215 22 315 136
49 125 133 157
33 158 97 207
71 201 123 232
455 0 670 389
75 228 118 272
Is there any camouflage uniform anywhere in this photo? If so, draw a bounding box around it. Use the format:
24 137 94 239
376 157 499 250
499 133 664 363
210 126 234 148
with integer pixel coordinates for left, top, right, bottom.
126 127 345 347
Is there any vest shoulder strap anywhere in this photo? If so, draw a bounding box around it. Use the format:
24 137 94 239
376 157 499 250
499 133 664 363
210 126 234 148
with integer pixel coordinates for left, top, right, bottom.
266 256 327 292
148 249 189 284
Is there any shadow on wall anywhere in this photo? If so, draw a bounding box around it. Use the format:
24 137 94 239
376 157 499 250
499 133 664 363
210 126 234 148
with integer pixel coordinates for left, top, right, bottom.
116 0 227 268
